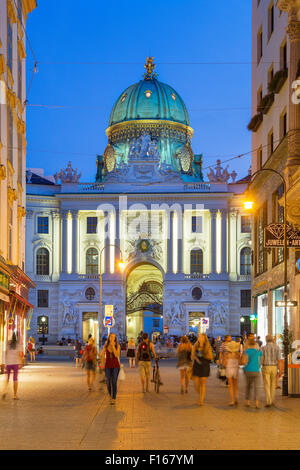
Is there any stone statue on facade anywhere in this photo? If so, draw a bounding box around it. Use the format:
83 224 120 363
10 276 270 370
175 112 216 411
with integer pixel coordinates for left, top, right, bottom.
54 161 82 184
208 301 228 331
165 301 186 330
207 160 231 183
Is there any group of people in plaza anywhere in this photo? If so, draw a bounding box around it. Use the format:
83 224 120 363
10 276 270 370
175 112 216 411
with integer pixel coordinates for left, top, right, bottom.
1 327 283 408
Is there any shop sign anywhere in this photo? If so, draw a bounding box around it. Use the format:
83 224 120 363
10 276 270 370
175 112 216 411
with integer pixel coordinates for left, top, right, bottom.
292 341 300 365
0 271 9 291
264 223 300 248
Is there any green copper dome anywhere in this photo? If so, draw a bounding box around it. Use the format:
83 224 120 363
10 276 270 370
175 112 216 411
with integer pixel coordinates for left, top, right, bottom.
109 78 190 127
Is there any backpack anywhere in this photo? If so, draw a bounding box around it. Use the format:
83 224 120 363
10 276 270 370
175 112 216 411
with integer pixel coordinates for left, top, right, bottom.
85 345 93 362
138 341 151 361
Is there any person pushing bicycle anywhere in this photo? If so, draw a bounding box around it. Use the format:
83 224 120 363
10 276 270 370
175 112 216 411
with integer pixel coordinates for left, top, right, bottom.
136 333 156 393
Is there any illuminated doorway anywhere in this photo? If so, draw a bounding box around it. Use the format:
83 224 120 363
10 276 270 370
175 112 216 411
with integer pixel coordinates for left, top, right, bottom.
82 312 98 344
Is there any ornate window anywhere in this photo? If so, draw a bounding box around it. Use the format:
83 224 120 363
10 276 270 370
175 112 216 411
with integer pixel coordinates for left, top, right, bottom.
121 93 127 103
191 216 202 233
171 93 176 101
86 248 98 275
145 90 152 98
85 287 96 301
240 247 251 275
192 287 202 300
190 249 203 274
36 248 49 275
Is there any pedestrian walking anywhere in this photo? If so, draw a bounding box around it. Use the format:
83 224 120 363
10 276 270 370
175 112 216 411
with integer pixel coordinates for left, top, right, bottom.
214 336 222 363
74 339 82 368
218 335 232 385
83 338 97 391
136 332 156 393
101 333 121 404
223 341 240 406
261 335 282 407
127 338 136 368
191 333 213 406
243 335 263 408
2 333 23 400
27 336 36 362
176 335 193 394
244 333 259 351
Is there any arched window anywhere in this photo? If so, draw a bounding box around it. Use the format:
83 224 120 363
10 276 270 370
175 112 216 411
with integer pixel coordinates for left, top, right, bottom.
86 248 98 275
36 248 49 275
37 315 48 334
240 247 251 275
190 249 203 274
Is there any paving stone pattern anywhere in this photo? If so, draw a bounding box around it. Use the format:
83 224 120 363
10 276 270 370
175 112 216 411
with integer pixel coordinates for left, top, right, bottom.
0 359 300 450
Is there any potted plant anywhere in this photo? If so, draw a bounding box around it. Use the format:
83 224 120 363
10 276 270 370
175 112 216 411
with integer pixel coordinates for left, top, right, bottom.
268 69 288 94
247 113 263 132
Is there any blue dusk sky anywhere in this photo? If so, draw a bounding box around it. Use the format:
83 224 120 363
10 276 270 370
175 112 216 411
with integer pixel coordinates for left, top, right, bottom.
25 0 252 182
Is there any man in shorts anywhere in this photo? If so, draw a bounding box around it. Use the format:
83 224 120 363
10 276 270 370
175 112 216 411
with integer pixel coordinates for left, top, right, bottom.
136 333 156 392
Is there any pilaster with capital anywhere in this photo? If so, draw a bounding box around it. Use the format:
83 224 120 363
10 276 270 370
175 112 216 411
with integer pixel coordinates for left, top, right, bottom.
61 210 69 274
167 211 174 273
26 209 34 273
220 209 228 273
51 211 60 276
210 209 218 274
71 209 79 274
229 209 238 275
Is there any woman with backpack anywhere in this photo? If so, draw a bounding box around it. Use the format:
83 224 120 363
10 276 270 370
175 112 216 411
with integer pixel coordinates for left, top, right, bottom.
83 338 97 391
191 333 213 406
101 333 121 404
176 336 193 394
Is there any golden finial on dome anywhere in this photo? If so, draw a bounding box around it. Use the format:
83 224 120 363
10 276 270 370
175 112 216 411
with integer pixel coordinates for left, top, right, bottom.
144 57 158 80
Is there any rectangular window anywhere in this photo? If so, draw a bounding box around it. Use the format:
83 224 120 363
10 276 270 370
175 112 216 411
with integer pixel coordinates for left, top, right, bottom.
268 130 274 158
18 56 22 101
191 215 202 233
8 106 13 164
280 41 287 70
257 146 263 169
241 290 251 308
87 216 98 234
268 64 274 88
268 2 274 40
280 111 287 140
37 290 49 308
241 216 251 233
257 86 263 112
7 19 12 72
8 206 13 261
18 134 22 184
257 28 263 64
17 0 22 21
37 216 49 234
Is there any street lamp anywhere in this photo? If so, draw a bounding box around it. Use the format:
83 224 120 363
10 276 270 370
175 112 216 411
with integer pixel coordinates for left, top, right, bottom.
244 168 289 396
98 243 126 351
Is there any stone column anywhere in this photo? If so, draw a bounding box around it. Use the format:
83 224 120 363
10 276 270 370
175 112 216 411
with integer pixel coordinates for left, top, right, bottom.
51 211 60 276
167 211 173 273
115 209 120 272
178 209 183 274
71 209 79 274
210 209 217 274
104 211 110 274
61 210 69 274
278 0 300 172
25 210 34 273
221 209 228 274
229 210 238 275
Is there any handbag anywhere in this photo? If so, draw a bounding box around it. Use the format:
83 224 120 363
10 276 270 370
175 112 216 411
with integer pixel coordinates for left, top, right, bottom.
119 365 126 381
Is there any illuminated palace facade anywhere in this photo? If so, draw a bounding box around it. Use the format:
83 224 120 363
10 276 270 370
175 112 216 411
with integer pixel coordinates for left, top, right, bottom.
26 59 251 343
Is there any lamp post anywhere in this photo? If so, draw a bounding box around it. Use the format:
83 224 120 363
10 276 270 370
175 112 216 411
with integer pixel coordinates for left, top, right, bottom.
244 168 289 396
98 243 125 351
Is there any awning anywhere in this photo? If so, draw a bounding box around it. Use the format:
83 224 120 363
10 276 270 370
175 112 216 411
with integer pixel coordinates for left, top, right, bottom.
10 292 34 309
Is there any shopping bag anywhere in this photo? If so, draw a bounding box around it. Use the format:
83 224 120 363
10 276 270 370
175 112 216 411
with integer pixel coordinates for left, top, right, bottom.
119 365 126 381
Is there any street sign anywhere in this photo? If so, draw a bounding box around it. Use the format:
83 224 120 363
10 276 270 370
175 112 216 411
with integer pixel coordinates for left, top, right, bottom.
163 325 169 334
264 223 300 248
105 305 114 317
275 300 298 307
200 318 209 329
103 316 115 327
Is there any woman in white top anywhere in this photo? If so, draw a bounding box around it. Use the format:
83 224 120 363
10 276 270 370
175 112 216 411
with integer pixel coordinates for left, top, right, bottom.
3 333 23 400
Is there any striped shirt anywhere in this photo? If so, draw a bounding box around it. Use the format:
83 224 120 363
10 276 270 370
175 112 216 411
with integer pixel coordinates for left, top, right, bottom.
261 343 281 366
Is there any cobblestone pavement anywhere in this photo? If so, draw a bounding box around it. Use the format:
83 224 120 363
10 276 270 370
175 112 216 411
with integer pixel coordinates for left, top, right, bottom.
0 358 300 450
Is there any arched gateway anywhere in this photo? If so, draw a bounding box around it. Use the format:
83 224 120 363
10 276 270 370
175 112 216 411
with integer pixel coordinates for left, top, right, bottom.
126 263 163 341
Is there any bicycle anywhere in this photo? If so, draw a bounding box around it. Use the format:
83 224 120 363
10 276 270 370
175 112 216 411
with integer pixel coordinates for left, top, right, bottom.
152 356 167 393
